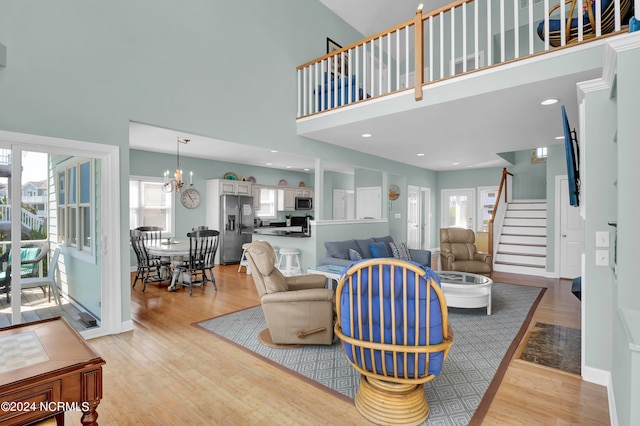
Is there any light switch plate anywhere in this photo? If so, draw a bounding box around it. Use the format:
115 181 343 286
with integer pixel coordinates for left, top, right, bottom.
394 213 401 219
595 250 609 266
596 231 610 248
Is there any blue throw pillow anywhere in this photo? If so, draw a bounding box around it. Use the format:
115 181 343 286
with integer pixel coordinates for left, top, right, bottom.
369 242 390 258
349 248 363 261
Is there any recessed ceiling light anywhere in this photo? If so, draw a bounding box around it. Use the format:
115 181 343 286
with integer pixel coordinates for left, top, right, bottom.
285 166 292 169
270 150 278 153
417 153 425 157
452 162 460 165
304 168 310 171
266 162 272 166
555 136 564 140
541 98 558 105
361 133 372 138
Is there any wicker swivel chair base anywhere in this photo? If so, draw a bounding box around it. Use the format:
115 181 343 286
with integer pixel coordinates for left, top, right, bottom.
355 377 429 426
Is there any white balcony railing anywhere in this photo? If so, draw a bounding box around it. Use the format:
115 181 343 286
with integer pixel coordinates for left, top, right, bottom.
297 0 635 118
0 205 46 233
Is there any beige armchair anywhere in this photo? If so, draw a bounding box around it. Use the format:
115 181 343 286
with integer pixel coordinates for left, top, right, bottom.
440 228 493 277
245 241 335 346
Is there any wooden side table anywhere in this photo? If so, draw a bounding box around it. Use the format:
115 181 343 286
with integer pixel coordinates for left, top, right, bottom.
0 317 105 425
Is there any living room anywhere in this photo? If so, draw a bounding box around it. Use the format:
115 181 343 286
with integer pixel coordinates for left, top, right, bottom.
1 0 638 424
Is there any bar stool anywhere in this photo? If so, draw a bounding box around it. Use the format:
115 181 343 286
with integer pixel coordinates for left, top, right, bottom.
238 242 251 274
277 247 301 277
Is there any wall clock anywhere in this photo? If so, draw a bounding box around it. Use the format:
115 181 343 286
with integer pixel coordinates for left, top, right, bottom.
180 188 201 209
388 184 400 201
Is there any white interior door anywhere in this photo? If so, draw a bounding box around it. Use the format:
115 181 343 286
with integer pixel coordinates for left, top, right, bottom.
333 189 346 220
441 188 475 229
407 186 420 249
356 186 381 219
421 187 431 249
560 177 584 278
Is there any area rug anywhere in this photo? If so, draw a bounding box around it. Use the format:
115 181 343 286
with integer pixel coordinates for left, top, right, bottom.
196 282 544 425
518 322 581 375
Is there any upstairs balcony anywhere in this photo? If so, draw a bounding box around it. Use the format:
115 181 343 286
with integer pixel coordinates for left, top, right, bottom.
296 0 636 120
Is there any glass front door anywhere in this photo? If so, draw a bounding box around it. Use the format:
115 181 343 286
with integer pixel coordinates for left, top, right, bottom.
441 188 475 230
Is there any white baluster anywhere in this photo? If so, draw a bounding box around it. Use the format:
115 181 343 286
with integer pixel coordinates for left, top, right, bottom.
297 69 301 117
463 2 467 73
500 0 505 61
451 7 456 76
395 29 400 92
440 11 445 78
529 0 534 54
514 0 519 58
406 25 410 87
544 0 550 50
487 0 493 64
560 0 566 45
429 17 434 82
475 0 480 69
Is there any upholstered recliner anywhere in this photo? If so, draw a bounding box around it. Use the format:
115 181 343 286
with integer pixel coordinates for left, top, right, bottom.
440 228 492 277
245 241 335 346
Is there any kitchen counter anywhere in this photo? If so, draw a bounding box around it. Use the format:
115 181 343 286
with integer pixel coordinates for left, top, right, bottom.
254 228 310 238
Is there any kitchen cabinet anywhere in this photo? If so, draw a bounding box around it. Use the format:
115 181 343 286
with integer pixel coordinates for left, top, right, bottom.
278 187 296 211
252 185 261 210
295 188 314 198
217 179 251 196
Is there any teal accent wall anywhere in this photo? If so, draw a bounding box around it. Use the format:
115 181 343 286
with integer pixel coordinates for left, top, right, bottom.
0 0 373 324
511 149 547 199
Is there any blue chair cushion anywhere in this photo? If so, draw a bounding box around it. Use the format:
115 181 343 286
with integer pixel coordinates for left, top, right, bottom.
339 261 445 377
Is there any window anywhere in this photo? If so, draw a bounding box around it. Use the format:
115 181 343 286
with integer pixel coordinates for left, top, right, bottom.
57 158 94 255
256 187 277 219
532 147 548 163
129 176 175 236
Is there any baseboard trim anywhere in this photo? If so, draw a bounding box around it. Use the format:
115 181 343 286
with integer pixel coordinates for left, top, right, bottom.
583 365 617 425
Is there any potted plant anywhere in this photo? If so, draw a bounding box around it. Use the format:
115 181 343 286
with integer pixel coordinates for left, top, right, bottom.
285 214 293 227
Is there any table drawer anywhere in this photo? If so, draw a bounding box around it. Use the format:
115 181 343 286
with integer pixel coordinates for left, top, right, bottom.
0 380 62 425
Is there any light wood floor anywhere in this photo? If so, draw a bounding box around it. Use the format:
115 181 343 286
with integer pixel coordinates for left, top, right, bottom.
62 267 609 425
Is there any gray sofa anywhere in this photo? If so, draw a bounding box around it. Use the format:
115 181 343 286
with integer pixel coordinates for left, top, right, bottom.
319 235 432 268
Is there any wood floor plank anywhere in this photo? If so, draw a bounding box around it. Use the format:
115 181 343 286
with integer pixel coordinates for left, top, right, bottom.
60 267 608 425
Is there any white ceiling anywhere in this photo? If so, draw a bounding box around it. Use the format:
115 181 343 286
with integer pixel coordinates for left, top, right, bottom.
129 2 598 174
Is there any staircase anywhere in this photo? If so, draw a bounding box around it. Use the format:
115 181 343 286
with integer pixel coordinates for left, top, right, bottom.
493 200 547 277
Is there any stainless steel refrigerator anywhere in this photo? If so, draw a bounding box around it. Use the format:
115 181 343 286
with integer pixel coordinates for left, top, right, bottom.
219 194 254 264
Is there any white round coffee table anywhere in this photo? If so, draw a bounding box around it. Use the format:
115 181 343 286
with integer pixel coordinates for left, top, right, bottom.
435 271 493 315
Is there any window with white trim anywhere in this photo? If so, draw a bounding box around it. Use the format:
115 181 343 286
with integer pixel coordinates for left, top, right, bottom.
129 176 175 236
256 187 277 219
532 147 548 163
57 158 94 255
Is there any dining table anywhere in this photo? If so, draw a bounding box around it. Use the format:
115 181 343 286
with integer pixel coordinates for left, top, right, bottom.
146 240 190 292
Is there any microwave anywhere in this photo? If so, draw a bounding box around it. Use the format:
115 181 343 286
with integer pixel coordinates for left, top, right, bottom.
295 197 313 210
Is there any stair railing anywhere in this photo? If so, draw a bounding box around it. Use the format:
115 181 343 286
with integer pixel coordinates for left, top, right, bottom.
488 168 513 257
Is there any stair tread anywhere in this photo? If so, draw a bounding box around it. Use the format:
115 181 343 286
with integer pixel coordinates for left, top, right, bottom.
497 251 546 257
502 233 547 238
498 243 546 247
494 261 545 268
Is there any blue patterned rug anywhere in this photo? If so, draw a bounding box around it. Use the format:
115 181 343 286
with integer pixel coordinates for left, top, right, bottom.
197 282 543 425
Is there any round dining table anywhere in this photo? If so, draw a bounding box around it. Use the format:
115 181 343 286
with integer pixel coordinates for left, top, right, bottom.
146 240 190 292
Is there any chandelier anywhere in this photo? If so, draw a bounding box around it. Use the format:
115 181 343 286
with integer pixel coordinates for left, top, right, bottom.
163 137 192 193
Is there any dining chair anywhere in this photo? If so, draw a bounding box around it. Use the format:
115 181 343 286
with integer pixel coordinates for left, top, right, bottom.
178 229 220 296
130 230 170 291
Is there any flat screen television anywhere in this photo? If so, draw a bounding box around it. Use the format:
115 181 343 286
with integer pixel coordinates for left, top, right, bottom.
562 105 580 207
